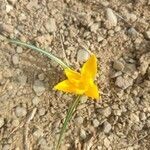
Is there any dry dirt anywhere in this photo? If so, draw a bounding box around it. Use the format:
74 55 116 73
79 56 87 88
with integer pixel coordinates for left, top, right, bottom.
0 0 150 150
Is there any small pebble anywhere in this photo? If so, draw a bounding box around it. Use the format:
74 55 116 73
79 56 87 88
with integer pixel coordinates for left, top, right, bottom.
38 73 45 81
114 109 122 116
6 4 13 13
19 13 27 21
114 26 121 32
2 145 10 150
100 1 109 7
38 107 46 116
38 137 47 145
102 107 112 117
97 36 104 42
108 30 114 36
80 96 88 103
104 138 111 148
33 80 45 96
139 62 149 75
16 47 23 53
15 106 27 118
103 121 112 133
18 75 27 86
128 27 138 37
80 128 86 139
93 119 100 127
0 23 14 34
12 54 19 65
77 49 90 62
0 117 5 128
140 112 146 121
75 116 84 125
106 8 117 27
32 96 40 105
146 119 150 128
11 119 20 127
113 60 124 71
90 23 100 33
26 0 39 9
3 68 12 78
115 76 133 89
33 129 43 138
130 113 140 123
144 30 150 39
45 18 57 33
127 13 137 22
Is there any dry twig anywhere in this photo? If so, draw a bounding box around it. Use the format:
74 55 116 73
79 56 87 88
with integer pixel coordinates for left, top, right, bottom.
60 34 69 66
24 107 37 150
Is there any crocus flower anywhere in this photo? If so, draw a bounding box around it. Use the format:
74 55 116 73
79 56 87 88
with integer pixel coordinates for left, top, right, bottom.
54 54 99 99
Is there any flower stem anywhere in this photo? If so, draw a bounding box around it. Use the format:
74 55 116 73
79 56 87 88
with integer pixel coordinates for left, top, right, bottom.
56 95 81 150
8 39 69 69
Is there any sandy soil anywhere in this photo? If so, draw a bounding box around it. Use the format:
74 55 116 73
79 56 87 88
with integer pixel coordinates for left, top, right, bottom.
0 0 150 150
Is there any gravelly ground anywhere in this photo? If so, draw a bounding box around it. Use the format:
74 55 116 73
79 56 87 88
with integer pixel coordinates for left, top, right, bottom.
0 0 150 150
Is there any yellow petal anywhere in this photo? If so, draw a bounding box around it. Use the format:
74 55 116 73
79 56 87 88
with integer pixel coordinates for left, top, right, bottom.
54 80 76 93
64 69 81 83
81 54 97 79
85 83 99 100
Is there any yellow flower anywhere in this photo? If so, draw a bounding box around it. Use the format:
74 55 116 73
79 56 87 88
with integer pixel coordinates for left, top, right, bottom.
54 54 99 99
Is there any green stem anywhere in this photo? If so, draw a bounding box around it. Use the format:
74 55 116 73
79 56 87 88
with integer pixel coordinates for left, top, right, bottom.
8 39 69 69
56 96 81 150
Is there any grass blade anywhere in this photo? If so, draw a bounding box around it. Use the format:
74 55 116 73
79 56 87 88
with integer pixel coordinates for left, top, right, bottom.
56 96 81 150
8 39 69 69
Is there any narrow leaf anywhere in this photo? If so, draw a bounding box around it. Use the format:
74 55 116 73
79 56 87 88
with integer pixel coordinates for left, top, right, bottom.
56 96 81 150
8 39 69 69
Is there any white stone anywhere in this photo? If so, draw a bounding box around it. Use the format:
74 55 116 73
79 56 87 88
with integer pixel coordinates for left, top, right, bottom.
80 128 86 139
12 54 19 65
77 49 90 62
115 76 133 89
6 5 13 13
38 108 46 116
33 129 43 138
130 113 140 123
103 121 112 133
33 80 45 96
2 145 10 150
15 106 27 117
97 36 104 42
93 119 100 127
140 112 146 121
32 96 40 105
106 8 117 27
145 30 150 39
16 47 23 53
80 96 88 103
102 107 112 117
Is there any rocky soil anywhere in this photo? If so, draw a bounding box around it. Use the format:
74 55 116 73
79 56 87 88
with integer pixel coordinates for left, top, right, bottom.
0 0 150 150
